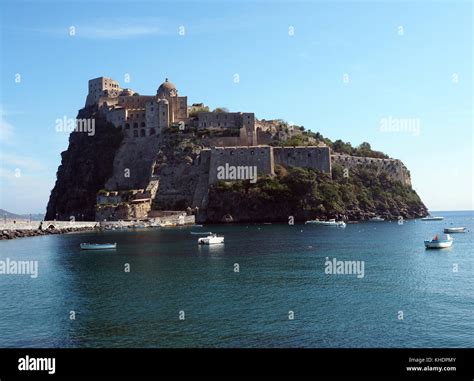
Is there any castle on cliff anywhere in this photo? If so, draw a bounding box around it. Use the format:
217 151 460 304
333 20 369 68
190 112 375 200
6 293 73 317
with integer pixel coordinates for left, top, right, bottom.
82 76 411 221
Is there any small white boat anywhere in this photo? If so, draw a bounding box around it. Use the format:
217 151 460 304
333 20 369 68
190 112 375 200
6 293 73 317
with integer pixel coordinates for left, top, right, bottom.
305 219 323 224
421 216 444 221
80 243 117 250
369 216 385 222
198 234 224 245
191 231 212 235
424 234 453 249
305 219 345 227
320 219 346 227
444 227 466 233
192 224 203 228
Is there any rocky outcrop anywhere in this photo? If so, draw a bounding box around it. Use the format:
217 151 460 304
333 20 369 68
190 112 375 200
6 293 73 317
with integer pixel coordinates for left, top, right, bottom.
45 109 123 220
150 130 208 210
203 166 428 223
46 107 427 224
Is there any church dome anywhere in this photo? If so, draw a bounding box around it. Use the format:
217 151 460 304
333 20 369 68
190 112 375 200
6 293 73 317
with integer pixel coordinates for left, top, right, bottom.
157 78 177 97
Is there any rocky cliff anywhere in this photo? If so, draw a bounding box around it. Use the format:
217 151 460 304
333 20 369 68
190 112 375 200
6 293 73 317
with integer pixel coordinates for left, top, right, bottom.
45 109 123 220
46 112 427 222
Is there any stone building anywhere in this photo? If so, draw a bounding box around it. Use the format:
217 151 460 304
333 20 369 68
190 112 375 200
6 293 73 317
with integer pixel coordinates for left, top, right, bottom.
84 76 256 142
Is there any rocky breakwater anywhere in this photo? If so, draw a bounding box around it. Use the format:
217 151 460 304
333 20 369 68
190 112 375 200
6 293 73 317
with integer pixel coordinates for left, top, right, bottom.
1 226 100 240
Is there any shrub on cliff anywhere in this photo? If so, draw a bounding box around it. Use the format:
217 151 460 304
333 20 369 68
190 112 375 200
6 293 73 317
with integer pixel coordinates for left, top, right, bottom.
207 165 426 222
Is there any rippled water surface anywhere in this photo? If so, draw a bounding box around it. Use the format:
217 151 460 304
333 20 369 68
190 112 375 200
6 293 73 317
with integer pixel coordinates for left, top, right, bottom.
0 211 472 347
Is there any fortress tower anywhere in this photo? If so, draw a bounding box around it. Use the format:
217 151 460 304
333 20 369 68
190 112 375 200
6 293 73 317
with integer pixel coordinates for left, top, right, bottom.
85 77 122 106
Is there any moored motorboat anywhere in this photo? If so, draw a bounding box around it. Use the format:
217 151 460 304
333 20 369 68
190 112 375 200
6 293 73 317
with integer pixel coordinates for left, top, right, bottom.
80 243 117 250
421 216 444 221
424 234 453 249
320 219 346 227
305 219 345 227
198 234 224 245
369 216 385 222
191 231 213 235
443 227 466 233
305 219 323 224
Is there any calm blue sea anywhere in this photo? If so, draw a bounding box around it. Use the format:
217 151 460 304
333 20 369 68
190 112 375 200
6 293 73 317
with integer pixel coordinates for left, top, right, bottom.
0 211 472 348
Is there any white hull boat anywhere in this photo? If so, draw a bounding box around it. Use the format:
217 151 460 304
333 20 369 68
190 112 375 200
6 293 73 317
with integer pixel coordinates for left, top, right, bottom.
424 234 453 249
305 219 346 227
305 219 323 224
198 234 224 245
320 219 346 227
80 243 117 250
369 216 385 222
444 227 466 233
191 231 212 235
421 216 444 221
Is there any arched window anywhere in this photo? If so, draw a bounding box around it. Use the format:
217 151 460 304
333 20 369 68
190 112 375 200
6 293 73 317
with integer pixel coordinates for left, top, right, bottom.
150 128 156 135
133 130 138 137
125 123 130 129
141 122 146 127
140 129 146 137
133 123 138 128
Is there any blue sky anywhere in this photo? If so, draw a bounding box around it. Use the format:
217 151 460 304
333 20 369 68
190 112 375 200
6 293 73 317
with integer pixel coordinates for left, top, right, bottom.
0 0 472 214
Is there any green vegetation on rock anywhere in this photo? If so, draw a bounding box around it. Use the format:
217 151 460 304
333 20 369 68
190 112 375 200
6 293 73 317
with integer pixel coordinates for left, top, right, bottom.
205 164 427 223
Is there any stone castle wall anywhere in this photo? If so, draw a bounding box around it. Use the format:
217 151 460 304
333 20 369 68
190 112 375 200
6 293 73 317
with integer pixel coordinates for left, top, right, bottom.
331 153 411 186
208 146 332 184
273 146 331 173
208 146 274 184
